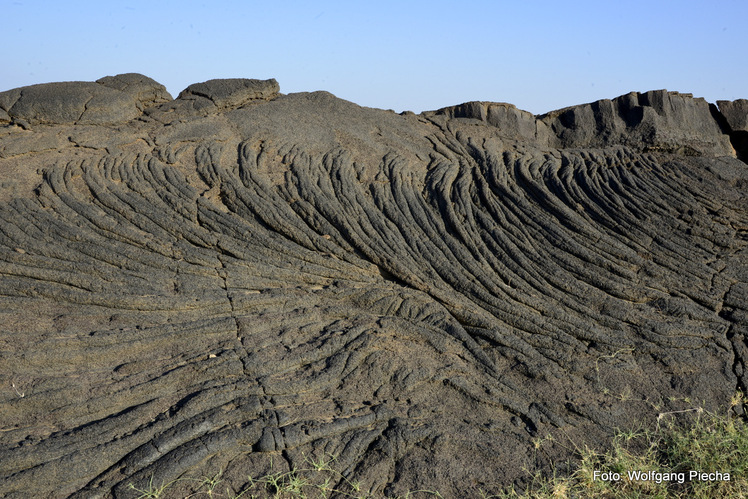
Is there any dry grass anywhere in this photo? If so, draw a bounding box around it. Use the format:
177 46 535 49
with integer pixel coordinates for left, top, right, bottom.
129 393 748 498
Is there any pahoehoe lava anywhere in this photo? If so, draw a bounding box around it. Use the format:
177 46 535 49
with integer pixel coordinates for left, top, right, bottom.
1 74 747 497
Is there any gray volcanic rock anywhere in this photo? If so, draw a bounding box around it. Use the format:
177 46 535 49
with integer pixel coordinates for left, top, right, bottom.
718 99 748 132
179 77 280 108
717 99 748 163
96 73 173 108
424 101 552 144
539 89 735 156
0 81 141 126
145 78 280 122
0 76 747 498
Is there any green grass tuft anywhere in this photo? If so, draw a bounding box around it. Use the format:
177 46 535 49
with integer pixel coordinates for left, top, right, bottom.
495 392 748 498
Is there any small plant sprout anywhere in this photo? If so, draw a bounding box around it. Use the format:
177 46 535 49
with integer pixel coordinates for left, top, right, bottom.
128 475 176 499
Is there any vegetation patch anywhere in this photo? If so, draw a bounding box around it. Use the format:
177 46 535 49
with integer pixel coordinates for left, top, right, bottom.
498 392 748 498
127 393 748 498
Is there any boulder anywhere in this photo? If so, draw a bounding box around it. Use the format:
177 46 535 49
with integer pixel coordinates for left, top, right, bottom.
96 73 173 109
0 81 141 125
717 99 748 132
146 78 280 122
717 99 748 162
178 78 279 109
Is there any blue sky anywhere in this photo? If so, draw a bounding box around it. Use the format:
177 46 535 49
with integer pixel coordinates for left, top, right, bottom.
4 1 746 114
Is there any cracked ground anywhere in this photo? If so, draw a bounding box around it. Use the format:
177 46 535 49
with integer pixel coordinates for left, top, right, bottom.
1 79 747 497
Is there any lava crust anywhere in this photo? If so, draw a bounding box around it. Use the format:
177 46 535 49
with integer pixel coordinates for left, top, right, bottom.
0 75 747 497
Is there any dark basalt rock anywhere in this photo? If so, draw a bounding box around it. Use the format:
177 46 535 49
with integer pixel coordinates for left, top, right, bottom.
178 77 280 108
0 80 141 126
424 101 552 144
96 73 173 109
539 89 735 156
145 78 281 122
718 99 748 132
0 76 747 498
717 99 748 163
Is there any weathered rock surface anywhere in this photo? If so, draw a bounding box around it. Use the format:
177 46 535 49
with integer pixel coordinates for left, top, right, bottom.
0 77 146 127
0 76 747 498
146 78 281 122
179 78 280 108
718 99 748 163
95 73 173 109
538 90 736 156
719 99 748 132
424 101 552 144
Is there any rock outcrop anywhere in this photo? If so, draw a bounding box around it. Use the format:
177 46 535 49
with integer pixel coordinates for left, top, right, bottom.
718 99 748 132
95 73 173 109
0 76 747 498
179 77 280 108
147 78 281 122
718 99 748 162
424 101 552 144
0 81 142 127
537 90 736 156
0 74 173 128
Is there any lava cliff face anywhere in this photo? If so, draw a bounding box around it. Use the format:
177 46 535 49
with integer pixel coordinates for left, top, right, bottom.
0 75 747 497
